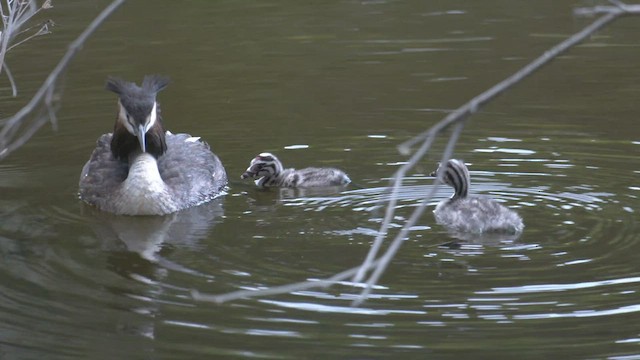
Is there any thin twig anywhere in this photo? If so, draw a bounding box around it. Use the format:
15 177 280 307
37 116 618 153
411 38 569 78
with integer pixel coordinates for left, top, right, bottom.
8 21 52 52
0 0 125 160
351 121 465 306
399 7 624 153
3 61 16 96
192 258 382 304
352 112 466 283
0 0 50 75
355 3 637 305
191 2 640 306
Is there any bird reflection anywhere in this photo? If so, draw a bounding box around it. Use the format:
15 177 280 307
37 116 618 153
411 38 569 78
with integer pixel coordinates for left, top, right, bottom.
84 198 224 270
81 199 224 341
241 184 350 209
438 228 522 249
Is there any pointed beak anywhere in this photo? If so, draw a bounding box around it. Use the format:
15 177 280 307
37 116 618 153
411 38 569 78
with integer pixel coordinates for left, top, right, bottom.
241 164 257 179
136 123 147 152
430 162 442 178
241 168 254 179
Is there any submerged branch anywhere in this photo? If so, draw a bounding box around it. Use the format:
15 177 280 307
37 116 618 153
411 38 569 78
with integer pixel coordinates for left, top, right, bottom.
188 2 640 306
0 0 125 160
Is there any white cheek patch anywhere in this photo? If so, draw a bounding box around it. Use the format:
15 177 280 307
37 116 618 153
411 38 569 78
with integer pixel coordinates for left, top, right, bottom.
185 137 200 143
118 101 135 134
146 102 157 129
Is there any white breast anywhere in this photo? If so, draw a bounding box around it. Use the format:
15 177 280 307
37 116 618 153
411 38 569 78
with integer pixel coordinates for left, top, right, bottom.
112 153 176 215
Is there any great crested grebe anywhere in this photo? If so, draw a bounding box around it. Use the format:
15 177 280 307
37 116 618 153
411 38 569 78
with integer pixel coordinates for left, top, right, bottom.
78 75 228 216
432 159 524 234
240 152 351 187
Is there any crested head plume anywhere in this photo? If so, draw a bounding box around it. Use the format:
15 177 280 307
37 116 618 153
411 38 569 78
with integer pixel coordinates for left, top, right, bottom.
141 75 170 94
106 75 169 98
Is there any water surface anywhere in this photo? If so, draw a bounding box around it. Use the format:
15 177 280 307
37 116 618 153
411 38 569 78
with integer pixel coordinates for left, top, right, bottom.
1 0 639 358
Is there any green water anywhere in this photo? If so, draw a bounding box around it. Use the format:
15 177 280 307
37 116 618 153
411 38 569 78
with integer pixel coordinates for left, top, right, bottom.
1 0 639 358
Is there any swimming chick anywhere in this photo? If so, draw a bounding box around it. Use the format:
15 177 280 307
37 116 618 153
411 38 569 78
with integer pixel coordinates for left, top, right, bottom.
432 159 523 234
78 75 228 216
240 152 351 187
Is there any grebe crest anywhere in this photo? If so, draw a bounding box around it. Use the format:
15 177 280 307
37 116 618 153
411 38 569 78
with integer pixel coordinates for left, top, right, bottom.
432 159 523 234
78 75 228 216
240 152 351 188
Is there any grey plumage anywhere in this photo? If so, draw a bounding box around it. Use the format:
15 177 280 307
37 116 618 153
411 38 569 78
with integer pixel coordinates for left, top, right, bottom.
79 132 227 215
78 75 228 216
241 152 351 188
432 159 524 234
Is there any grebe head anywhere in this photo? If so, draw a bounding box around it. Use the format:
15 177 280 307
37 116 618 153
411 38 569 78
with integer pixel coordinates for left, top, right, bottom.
431 159 470 198
241 152 284 180
106 75 170 160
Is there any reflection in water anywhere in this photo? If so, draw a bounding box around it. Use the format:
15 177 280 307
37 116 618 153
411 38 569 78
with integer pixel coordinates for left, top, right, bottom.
241 184 352 211
438 228 521 246
81 200 225 342
84 199 224 265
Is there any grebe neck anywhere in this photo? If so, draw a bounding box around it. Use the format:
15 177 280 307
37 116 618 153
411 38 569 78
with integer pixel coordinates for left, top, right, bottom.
439 159 470 199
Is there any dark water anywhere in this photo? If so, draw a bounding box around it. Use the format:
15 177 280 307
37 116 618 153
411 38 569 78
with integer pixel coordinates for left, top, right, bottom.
1 0 640 358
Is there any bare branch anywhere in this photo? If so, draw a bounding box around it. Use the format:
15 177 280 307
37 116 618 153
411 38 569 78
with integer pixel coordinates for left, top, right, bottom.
0 0 125 160
0 0 52 77
400 7 625 154
192 2 640 306
352 120 465 306
356 2 640 305
192 258 382 304
3 61 16 96
8 20 53 52
574 3 640 16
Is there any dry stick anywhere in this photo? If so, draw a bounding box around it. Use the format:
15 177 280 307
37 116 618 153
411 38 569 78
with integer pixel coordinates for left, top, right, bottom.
4 62 17 96
192 258 382 304
399 7 623 154
0 0 51 85
0 0 125 160
351 140 433 283
576 3 640 15
352 124 441 283
353 5 636 306
352 108 475 284
355 7 630 285
194 3 638 306
352 120 465 307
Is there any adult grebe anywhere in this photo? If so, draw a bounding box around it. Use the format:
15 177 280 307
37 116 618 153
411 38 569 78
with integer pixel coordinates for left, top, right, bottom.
240 152 351 187
432 159 524 234
78 75 228 216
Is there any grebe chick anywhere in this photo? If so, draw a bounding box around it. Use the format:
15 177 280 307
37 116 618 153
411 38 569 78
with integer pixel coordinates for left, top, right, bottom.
240 152 351 187
432 159 523 234
79 75 228 216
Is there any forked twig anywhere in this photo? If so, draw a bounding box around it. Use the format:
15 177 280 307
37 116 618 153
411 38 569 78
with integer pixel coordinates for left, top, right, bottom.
192 258 382 304
188 2 640 306
0 0 53 91
350 1 639 306
0 0 125 160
